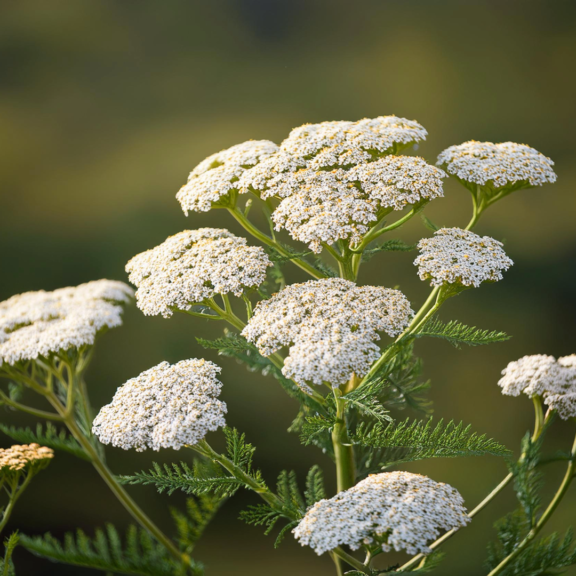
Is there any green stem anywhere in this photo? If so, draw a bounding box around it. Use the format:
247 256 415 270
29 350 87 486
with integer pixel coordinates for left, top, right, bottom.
465 185 485 231
228 207 324 279
332 389 355 493
0 390 64 421
332 546 371 574
0 471 34 535
46 392 189 568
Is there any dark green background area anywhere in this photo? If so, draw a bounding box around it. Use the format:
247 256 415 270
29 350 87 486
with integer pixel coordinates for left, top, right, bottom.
1 1 576 574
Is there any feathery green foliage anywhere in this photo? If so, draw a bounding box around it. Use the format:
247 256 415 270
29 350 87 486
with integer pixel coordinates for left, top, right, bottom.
300 415 334 446
352 418 509 475
20 524 201 576
421 214 440 232
171 495 225 556
415 318 511 348
362 239 416 262
0 533 19 576
486 515 576 575
119 460 242 497
512 432 544 527
304 465 326 507
0 423 89 461
396 551 445 573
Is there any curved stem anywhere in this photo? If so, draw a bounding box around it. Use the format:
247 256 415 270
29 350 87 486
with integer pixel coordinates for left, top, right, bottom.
228 207 324 279
46 392 189 568
465 185 485 231
0 390 63 421
487 428 576 576
0 471 34 535
332 546 371 574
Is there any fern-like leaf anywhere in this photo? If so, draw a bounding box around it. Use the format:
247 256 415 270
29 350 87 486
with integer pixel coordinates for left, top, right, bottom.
0 532 19 576
353 418 509 473
362 239 416 262
20 524 201 576
304 465 326 507
119 460 242 498
0 423 89 461
415 318 510 348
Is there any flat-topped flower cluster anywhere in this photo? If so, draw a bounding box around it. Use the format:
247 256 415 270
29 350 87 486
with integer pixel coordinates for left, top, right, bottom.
0 444 54 472
499 354 576 419
0 280 133 366
242 278 414 388
293 471 470 555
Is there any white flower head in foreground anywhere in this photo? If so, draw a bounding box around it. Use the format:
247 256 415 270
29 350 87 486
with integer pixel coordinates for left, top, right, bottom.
242 278 413 387
177 140 279 214
499 354 576 419
281 116 427 169
126 228 271 318
437 141 556 190
92 359 226 451
293 471 469 555
414 228 513 288
0 280 133 366
264 157 445 253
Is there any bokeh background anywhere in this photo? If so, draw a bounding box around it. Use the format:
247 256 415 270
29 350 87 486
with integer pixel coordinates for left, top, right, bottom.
1 1 576 574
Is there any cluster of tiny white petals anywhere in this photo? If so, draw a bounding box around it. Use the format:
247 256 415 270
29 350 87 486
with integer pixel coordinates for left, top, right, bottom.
293 472 470 555
241 279 413 387
349 155 446 210
281 116 427 169
0 280 133 366
126 228 271 318
414 228 513 288
270 169 378 252
499 354 576 419
437 141 557 189
176 140 279 213
0 444 54 472
92 359 227 451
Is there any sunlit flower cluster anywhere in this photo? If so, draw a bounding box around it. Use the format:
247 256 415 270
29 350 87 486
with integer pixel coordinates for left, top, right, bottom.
0 280 133 366
177 140 279 213
92 359 227 451
242 278 413 387
0 444 54 472
414 228 513 288
293 472 469 555
126 228 271 318
499 354 576 419
437 141 557 189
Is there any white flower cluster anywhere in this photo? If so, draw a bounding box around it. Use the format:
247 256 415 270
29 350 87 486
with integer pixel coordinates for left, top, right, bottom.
177 140 279 214
499 354 576 419
126 228 271 318
0 280 133 366
266 157 445 253
437 141 557 189
241 279 413 387
293 471 469 555
414 228 513 288
92 359 227 451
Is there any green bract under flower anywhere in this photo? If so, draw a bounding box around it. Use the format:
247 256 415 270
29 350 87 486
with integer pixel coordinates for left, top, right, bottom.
92 359 227 451
126 228 271 318
293 471 469 555
414 228 513 288
241 278 413 388
0 280 133 366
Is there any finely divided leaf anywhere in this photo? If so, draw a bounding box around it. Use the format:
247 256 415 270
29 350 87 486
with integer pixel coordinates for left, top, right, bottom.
416 318 510 348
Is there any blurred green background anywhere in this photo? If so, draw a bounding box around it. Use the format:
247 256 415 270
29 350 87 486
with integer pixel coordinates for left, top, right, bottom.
1 1 576 574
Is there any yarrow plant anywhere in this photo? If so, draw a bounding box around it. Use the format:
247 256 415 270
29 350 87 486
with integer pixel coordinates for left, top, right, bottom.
0 115 573 576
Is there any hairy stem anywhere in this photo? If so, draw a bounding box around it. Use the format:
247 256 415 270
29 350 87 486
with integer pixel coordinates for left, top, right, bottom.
487 428 576 576
228 207 324 279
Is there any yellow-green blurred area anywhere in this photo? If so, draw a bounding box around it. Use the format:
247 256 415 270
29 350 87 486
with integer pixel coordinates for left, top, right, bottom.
1 0 576 574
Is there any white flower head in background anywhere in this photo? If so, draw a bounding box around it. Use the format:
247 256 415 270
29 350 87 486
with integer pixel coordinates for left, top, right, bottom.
126 228 271 318
293 471 469 555
414 228 513 288
92 359 227 451
499 354 576 419
242 278 413 388
177 140 279 214
437 141 556 191
0 280 133 366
